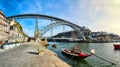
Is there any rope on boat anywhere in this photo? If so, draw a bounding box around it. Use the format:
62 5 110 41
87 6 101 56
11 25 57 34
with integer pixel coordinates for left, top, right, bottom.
83 49 116 65
93 54 115 65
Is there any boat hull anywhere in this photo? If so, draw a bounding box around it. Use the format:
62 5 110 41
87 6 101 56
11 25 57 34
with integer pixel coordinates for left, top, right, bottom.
113 44 120 49
61 49 91 59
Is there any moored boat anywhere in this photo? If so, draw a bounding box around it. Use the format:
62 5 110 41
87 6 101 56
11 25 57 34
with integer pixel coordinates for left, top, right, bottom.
52 43 57 48
113 44 120 49
61 48 95 59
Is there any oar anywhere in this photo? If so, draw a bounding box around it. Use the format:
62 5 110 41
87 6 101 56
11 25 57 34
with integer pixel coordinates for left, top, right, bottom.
83 49 116 65
93 54 115 65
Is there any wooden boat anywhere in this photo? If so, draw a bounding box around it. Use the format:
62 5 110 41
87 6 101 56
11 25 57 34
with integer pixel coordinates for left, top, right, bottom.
52 43 57 48
0 41 2 45
113 44 120 49
61 48 95 59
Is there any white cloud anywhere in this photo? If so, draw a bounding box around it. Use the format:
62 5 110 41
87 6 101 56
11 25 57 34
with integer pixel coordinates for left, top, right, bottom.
17 0 42 14
87 0 120 35
65 0 120 35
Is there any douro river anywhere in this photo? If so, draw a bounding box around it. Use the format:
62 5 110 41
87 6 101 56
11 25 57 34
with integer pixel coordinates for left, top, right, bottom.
48 42 120 67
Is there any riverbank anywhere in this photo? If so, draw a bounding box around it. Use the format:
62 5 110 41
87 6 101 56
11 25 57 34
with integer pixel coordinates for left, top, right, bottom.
0 42 70 67
48 38 120 43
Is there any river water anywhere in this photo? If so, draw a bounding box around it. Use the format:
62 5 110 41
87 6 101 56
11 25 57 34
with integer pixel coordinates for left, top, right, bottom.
48 42 120 67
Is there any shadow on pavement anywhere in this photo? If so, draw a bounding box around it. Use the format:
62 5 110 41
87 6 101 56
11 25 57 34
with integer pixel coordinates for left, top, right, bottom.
28 52 39 55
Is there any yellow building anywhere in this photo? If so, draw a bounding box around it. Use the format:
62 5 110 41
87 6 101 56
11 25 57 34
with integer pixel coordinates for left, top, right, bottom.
9 19 26 42
0 10 9 42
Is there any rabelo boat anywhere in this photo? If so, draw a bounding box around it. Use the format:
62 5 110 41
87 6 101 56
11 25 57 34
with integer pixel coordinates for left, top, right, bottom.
113 44 120 49
61 48 95 59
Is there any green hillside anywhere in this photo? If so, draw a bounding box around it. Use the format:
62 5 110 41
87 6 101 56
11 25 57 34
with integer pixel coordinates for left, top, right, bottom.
14 21 28 37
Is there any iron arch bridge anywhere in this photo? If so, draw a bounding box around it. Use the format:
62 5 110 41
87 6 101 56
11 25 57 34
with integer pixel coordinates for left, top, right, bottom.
7 14 89 40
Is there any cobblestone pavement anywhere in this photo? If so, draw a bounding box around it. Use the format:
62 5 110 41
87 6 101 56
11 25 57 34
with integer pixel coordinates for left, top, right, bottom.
0 42 70 67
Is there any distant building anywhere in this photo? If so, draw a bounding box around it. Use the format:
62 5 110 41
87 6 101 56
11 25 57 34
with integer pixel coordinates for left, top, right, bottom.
9 19 25 42
0 10 10 42
0 10 25 43
9 19 18 37
89 31 120 42
81 26 91 39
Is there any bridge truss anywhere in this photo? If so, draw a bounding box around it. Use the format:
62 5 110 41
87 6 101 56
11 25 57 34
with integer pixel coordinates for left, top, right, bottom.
7 14 90 40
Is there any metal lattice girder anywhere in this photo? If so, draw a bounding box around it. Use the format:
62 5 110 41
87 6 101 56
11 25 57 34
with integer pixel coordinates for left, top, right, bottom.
7 14 88 40
40 20 86 40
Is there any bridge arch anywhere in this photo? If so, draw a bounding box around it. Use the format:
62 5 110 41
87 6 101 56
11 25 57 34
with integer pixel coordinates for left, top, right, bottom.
7 14 88 40
40 21 84 38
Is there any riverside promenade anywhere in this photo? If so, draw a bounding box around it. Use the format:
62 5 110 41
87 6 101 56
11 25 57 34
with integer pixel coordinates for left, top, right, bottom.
0 42 70 67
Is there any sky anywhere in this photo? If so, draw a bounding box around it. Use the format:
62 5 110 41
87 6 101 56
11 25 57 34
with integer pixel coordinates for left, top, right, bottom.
0 0 120 36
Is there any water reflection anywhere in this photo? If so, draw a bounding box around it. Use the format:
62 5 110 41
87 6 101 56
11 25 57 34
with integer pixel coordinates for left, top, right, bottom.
48 42 120 67
63 55 93 67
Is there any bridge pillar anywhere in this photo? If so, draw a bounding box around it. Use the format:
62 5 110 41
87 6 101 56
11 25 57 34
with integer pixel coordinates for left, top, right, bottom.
34 18 42 42
51 19 53 37
34 18 40 38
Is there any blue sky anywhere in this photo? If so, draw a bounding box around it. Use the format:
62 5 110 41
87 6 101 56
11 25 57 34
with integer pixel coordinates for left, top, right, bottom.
0 0 120 36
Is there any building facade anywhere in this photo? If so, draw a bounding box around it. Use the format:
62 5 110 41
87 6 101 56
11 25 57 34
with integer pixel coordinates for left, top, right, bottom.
0 10 9 42
9 19 25 42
